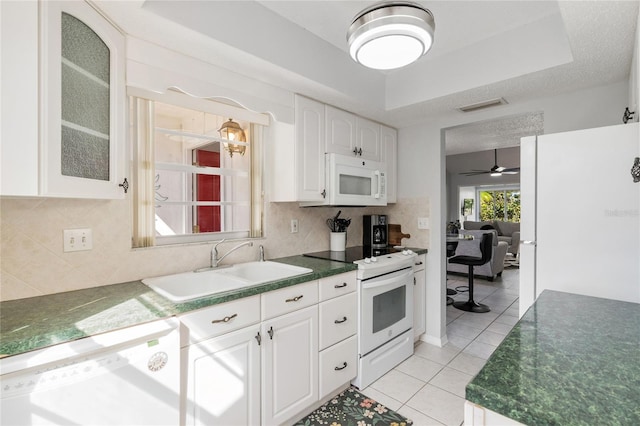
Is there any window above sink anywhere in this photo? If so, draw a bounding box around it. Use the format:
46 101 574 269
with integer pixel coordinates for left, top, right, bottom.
129 88 269 247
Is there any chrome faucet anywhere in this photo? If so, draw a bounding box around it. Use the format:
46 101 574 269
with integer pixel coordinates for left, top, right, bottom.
212 240 253 268
259 245 265 262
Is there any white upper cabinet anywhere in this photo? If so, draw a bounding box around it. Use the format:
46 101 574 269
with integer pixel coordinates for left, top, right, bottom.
356 117 381 161
380 124 398 203
295 95 327 202
0 1 126 199
325 105 357 157
326 106 381 161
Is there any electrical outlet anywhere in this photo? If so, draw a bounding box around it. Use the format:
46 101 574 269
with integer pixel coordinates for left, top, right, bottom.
290 219 299 233
417 217 430 229
63 228 93 252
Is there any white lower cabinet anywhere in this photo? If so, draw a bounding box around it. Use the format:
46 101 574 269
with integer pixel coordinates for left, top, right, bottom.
261 305 318 425
180 270 357 425
413 254 427 340
182 325 261 426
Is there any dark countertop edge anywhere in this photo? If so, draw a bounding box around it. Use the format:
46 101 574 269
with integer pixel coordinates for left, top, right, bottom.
0 256 359 357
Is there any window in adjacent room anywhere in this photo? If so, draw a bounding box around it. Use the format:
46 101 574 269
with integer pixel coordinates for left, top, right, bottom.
129 89 266 247
478 187 520 222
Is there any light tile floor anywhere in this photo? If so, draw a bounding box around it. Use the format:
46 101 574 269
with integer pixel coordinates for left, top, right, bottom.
362 266 520 426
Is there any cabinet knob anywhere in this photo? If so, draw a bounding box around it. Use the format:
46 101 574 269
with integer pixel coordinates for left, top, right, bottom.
321 189 326 198
119 178 129 193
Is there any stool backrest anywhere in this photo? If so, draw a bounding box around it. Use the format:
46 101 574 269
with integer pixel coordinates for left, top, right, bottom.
479 233 493 265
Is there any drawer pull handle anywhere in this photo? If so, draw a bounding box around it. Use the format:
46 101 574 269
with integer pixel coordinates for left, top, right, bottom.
334 316 348 324
285 295 304 303
211 313 237 324
334 282 348 289
335 362 348 371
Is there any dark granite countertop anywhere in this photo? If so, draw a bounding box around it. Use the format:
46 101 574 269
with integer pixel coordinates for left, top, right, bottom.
466 290 640 425
0 255 357 358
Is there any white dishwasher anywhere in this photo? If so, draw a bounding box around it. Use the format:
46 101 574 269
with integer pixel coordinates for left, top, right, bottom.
1 317 180 425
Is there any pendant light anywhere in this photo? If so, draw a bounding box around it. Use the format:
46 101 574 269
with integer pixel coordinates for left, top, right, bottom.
347 1 435 70
218 118 247 157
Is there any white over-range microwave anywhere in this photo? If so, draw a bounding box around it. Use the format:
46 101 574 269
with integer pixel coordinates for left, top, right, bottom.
301 153 387 206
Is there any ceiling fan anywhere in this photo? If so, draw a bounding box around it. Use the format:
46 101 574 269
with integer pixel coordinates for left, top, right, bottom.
460 149 520 177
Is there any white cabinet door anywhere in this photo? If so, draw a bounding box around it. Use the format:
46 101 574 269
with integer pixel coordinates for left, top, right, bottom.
1 1 39 196
295 95 326 202
380 124 398 203
39 0 126 199
262 305 318 426
325 105 357 157
356 117 381 161
183 326 261 426
413 254 426 340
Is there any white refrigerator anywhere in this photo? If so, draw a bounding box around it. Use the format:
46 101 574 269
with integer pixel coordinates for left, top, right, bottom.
519 122 640 316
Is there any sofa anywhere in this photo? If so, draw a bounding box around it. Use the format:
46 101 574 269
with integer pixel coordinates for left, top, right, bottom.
447 229 508 281
463 220 520 255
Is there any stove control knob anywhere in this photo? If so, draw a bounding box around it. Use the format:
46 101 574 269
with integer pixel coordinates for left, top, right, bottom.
364 257 371 264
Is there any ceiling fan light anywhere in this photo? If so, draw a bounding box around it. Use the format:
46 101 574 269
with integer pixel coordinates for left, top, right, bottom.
347 2 435 70
490 172 502 177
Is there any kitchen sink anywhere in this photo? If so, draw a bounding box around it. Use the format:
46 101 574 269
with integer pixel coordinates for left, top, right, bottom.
142 261 313 302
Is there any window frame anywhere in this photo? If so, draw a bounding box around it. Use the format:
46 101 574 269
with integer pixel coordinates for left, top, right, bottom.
128 87 267 247
475 184 521 223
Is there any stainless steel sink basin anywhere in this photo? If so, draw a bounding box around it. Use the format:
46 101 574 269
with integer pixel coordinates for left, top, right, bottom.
142 261 313 302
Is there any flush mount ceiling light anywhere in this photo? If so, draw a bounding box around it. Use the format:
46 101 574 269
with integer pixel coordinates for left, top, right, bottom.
347 1 435 70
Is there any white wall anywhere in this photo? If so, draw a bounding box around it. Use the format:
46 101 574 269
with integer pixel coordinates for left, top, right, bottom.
398 78 630 346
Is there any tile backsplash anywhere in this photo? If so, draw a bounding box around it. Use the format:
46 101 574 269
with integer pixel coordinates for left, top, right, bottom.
0 196 429 301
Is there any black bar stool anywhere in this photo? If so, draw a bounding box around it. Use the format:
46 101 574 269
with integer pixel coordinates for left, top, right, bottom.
446 240 459 305
448 233 492 313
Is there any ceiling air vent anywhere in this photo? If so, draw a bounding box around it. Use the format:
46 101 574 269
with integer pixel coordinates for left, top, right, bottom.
457 98 508 113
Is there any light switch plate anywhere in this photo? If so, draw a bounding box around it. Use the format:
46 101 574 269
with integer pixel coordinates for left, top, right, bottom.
63 228 93 252
417 217 429 229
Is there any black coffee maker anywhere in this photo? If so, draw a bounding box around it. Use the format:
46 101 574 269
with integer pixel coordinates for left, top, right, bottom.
363 214 388 248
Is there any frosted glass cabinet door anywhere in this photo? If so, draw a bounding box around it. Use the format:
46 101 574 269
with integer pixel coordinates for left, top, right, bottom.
41 1 126 199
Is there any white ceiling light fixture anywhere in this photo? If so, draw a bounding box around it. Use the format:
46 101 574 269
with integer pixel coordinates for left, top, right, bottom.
347 1 435 70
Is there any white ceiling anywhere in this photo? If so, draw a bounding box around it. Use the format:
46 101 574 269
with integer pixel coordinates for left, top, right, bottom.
101 0 639 153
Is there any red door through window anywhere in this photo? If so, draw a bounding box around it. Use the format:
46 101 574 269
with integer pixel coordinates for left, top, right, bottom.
195 150 221 232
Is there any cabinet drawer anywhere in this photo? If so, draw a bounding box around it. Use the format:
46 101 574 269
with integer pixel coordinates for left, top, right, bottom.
319 335 357 399
319 292 357 350
261 280 318 320
179 295 260 346
318 271 357 301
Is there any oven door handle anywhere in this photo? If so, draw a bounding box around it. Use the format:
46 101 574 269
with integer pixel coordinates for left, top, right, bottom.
360 270 412 290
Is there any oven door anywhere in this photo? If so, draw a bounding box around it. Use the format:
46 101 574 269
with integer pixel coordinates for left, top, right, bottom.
359 267 413 356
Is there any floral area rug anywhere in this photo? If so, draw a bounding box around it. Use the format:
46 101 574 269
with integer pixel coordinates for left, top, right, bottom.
292 387 412 426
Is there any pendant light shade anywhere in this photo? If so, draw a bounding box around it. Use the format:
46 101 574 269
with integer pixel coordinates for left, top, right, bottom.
218 118 247 157
347 2 435 70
